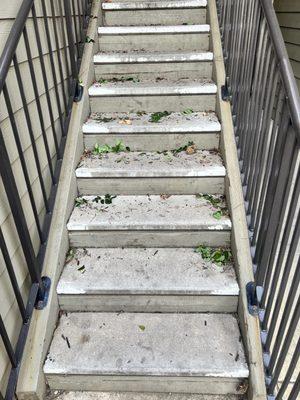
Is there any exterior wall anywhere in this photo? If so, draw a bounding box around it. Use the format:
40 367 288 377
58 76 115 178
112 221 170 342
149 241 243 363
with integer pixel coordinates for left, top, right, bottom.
0 0 81 392
275 0 300 91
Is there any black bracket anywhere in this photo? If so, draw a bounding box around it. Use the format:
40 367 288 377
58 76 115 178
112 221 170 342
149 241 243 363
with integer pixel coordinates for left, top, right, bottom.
221 77 231 102
74 81 84 103
35 276 51 310
246 281 259 316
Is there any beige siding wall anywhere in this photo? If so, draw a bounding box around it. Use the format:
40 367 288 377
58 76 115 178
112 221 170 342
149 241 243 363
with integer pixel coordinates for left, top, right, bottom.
0 0 83 392
275 0 300 91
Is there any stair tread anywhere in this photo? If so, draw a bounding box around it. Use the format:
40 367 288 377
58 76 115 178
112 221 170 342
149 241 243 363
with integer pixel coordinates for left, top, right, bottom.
67 195 231 231
94 51 213 64
44 312 249 377
102 0 207 11
83 111 221 134
89 79 217 97
98 24 210 35
58 248 238 296
76 150 225 178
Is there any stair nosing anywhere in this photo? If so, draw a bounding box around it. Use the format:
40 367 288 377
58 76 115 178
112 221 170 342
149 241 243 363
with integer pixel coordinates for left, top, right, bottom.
88 82 217 97
102 0 207 11
98 24 210 35
83 112 221 134
94 51 214 65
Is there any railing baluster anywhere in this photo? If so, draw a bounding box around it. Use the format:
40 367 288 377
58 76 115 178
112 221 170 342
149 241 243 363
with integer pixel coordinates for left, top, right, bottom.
13 54 50 216
3 84 44 241
0 314 17 368
22 26 56 185
276 337 300 399
31 3 61 159
40 0 65 136
0 228 27 321
49 0 68 112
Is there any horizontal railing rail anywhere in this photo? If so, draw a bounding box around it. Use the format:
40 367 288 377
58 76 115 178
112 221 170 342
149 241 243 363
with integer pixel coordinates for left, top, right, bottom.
0 0 92 398
216 0 300 399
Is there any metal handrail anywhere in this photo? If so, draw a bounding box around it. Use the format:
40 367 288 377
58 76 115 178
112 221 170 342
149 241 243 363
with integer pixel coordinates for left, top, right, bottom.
0 1 92 398
0 0 33 94
260 0 300 136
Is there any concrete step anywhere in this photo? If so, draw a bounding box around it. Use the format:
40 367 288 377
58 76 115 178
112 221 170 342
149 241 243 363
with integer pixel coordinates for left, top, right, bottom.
46 393 249 400
83 111 221 151
89 79 217 113
58 247 239 312
102 0 207 26
76 150 225 195
98 25 210 52
44 312 249 393
67 195 231 247
94 51 213 80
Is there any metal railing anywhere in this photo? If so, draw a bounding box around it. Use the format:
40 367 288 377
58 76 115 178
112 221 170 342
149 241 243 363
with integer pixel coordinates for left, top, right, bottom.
216 0 300 399
0 0 92 398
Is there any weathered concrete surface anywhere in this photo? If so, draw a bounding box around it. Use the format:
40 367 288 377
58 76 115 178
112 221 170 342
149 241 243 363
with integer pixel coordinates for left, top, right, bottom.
94 52 213 65
67 195 231 231
77 150 224 177
67 195 231 247
76 150 225 194
89 79 216 113
102 0 207 10
58 247 237 295
83 111 220 134
94 51 213 79
98 25 210 52
57 247 238 312
83 111 220 151
46 391 245 400
103 6 207 26
44 313 248 392
89 79 216 96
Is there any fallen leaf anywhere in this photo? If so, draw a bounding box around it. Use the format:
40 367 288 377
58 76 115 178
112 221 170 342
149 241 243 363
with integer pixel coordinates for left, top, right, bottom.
160 194 171 200
186 144 197 155
119 119 132 125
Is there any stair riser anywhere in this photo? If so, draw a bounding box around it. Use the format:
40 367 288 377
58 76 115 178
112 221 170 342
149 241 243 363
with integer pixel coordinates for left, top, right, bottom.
95 61 213 80
46 375 245 395
98 33 210 52
83 133 220 151
77 177 225 195
102 9 207 26
68 231 231 248
90 94 216 113
59 294 238 313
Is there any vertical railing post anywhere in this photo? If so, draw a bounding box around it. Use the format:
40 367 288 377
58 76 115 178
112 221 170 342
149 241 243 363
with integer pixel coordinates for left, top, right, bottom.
63 0 78 82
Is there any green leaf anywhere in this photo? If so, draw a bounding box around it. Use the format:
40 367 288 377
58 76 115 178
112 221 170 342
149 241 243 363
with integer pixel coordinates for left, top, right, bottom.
195 245 232 265
213 210 222 220
75 197 88 207
138 325 145 331
92 141 130 156
149 111 171 123
182 108 194 115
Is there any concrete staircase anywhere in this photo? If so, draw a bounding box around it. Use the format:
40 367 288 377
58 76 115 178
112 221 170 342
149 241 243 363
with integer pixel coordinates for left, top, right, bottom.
44 0 249 395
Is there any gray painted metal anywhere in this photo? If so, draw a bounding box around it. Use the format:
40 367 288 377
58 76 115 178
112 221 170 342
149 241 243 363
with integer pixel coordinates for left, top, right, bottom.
217 0 300 398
